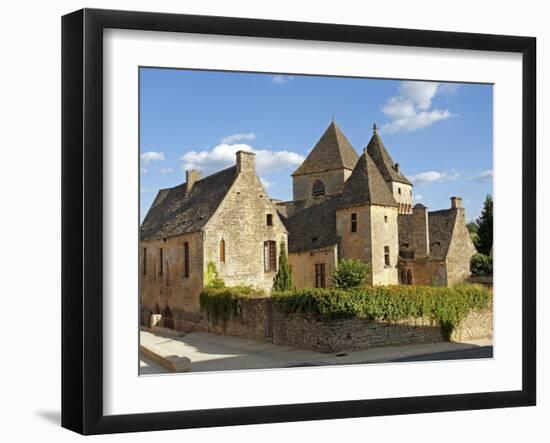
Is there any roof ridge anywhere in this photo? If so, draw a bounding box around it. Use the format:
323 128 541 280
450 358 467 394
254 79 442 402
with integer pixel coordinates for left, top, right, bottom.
292 121 359 176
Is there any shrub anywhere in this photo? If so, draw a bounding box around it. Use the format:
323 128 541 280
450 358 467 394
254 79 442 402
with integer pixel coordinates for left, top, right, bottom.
470 253 493 276
272 284 491 340
204 261 225 288
199 286 265 324
273 242 294 291
331 259 371 289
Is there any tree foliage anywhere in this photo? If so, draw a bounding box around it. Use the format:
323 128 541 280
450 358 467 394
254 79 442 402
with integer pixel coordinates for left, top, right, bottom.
475 194 493 255
470 253 493 276
331 258 371 289
273 242 294 291
204 261 225 288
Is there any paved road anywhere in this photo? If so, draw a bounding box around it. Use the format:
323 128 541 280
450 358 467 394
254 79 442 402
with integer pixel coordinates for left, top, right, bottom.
139 330 493 374
389 346 493 362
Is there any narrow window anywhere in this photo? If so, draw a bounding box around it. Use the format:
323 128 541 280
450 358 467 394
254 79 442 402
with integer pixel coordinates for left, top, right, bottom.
384 215 388 223
219 239 226 263
183 242 189 277
398 187 402 195
142 247 147 275
158 248 163 276
407 269 413 285
384 246 390 266
315 263 326 288
410 190 413 196
351 213 357 233
266 214 273 226
264 240 277 272
312 180 326 197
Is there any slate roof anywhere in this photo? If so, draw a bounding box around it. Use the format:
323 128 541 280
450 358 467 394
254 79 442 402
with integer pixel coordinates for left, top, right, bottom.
140 166 238 241
292 121 359 176
427 209 457 259
339 151 398 208
366 130 412 186
282 195 342 253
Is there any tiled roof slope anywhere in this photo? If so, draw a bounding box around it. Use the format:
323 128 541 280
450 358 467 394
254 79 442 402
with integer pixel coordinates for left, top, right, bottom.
340 151 398 208
366 130 412 186
292 121 359 176
282 195 342 253
140 166 238 241
427 209 457 259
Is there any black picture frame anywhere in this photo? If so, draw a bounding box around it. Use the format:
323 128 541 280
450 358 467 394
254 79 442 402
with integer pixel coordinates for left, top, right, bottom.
62 8 536 435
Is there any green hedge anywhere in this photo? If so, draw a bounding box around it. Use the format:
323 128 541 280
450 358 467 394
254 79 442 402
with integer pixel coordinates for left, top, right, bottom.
272 284 491 339
199 286 265 325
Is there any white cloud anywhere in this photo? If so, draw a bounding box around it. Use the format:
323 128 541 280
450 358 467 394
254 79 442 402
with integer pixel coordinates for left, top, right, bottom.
221 132 256 144
160 167 174 174
260 177 273 189
180 143 304 176
272 75 293 84
471 169 493 182
381 81 455 134
140 151 165 166
382 109 452 134
408 170 460 186
399 81 439 110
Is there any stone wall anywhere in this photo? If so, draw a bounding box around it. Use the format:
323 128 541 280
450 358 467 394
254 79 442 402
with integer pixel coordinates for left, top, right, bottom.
292 168 351 201
289 245 338 289
181 297 493 354
203 151 288 293
140 231 204 315
336 204 399 285
445 207 477 285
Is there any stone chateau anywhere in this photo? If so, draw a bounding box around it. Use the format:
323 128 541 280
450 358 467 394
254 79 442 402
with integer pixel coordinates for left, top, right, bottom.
140 121 476 323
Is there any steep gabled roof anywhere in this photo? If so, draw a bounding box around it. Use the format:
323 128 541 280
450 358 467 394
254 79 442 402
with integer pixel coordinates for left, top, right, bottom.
292 121 359 176
427 209 457 259
340 151 398 208
282 195 342 253
366 129 412 186
140 166 238 241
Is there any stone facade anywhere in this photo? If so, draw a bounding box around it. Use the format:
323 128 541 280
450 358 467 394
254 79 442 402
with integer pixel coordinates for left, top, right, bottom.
288 245 338 288
292 169 352 202
140 151 288 316
336 204 399 285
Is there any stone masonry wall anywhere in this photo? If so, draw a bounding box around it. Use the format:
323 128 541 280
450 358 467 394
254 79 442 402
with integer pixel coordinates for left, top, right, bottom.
446 207 477 285
203 151 288 293
186 297 492 353
292 169 351 201
289 245 338 289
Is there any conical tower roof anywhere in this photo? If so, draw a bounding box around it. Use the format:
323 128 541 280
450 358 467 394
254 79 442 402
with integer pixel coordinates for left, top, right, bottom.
366 126 412 186
292 120 359 176
340 151 398 208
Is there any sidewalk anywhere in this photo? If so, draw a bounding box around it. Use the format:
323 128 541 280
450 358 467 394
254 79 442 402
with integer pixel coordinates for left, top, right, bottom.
140 329 492 374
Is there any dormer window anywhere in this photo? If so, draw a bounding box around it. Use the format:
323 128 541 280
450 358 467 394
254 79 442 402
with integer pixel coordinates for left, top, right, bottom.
312 180 326 197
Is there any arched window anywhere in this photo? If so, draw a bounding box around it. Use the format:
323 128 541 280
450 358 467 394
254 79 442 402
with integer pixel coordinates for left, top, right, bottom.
311 180 326 197
219 239 226 263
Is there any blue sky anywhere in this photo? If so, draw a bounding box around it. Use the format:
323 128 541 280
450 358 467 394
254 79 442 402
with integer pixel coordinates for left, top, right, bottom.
140 68 493 222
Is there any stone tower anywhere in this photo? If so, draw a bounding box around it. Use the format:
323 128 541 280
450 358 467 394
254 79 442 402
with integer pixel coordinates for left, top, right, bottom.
366 124 413 214
291 120 359 202
336 149 400 285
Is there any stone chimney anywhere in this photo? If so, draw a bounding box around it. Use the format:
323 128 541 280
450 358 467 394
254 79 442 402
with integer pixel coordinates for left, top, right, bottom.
236 150 256 175
450 196 463 209
412 203 430 258
186 169 202 194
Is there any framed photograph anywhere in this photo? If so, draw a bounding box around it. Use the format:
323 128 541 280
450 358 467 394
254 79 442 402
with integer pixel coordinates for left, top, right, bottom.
61 8 536 435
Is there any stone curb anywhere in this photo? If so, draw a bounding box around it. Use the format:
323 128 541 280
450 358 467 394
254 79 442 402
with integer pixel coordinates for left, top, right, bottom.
140 343 191 372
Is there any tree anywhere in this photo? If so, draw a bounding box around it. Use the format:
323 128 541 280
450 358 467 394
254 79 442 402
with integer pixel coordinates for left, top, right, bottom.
273 242 294 291
475 194 493 255
331 258 371 289
466 222 479 245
